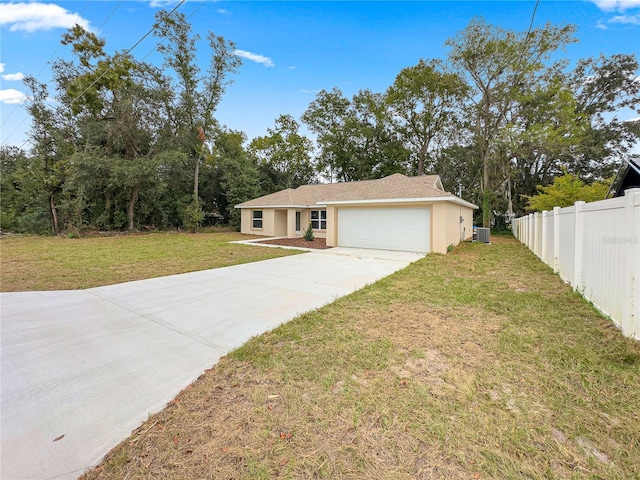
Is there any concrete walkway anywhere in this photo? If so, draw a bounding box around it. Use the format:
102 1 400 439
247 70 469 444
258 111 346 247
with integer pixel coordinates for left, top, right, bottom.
0 247 422 480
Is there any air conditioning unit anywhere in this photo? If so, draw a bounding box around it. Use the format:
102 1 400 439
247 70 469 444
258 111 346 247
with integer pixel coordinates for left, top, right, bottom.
476 227 490 244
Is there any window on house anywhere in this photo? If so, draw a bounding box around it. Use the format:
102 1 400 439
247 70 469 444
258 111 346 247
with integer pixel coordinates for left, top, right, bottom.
252 210 263 229
310 210 326 230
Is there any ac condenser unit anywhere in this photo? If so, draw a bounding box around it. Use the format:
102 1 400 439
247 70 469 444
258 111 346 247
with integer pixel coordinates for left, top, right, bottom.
476 227 490 243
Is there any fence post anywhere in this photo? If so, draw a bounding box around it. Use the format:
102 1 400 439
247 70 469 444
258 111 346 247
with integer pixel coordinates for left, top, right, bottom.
541 211 547 264
573 201 585 292
623 188 640 339
528 213 534 250
553 206 560 274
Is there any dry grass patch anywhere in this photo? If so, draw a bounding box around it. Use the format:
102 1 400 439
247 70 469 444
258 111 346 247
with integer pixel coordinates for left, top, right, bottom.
81 237 640 479
0 232 301 291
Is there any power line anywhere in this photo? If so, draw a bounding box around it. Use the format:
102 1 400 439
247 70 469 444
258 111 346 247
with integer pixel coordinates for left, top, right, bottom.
1 0 123 141
67 0 186 109
96 0 123 35
516 0 541 73
524 0 541 47
6 0 187 151
0 1 93 131
138 0 205 64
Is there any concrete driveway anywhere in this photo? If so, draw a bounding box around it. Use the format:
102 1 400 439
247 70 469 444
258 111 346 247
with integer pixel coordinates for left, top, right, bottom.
0 247 422 480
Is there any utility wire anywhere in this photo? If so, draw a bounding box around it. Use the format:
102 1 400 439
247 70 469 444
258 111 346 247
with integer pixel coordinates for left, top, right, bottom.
138 0 205 64
96 1 123 34
1 0 122 142
0 1 93 131
69 0 186 108
524 0 541 48
8 0 187 151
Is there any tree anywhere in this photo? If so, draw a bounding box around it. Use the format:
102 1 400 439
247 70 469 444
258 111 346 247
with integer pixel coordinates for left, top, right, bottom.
302 88 409 181
565 54 640 180
250 114 315 191
446 18 577 226
524 173 610 211
153 10 242 214
51 25 166 231
385 59 466 175
211 129 261 227
23 76 69 234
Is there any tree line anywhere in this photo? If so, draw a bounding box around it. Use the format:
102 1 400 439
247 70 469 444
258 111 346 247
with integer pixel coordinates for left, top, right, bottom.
1 12 638 234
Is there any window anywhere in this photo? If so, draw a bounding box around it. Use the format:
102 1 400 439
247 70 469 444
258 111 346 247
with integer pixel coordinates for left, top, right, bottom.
311 210 326 230
252 210 263 229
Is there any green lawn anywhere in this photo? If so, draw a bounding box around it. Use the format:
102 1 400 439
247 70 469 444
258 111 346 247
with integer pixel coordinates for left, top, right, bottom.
0 232 300 291
81 237 640 480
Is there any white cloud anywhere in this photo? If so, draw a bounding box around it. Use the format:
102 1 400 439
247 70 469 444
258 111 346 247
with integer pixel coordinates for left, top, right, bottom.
234 49 274 67
218 9 227 14
609 13 640 23
0 2 91 32
2 72 25 81
300 89 320 94
596 20 608 29
149 0 187 7
0 89 27 104
591 0 640 11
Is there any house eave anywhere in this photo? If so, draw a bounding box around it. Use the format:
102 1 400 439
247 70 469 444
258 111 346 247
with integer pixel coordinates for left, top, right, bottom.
317 197 479 209
235 204 310 209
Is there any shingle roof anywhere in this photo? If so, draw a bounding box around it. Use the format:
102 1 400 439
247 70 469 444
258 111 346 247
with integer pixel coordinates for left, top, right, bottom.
235 173 474 208
319 173 453 202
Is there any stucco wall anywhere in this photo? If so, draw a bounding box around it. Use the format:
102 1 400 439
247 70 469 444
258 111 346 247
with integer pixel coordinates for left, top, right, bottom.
437 202 474 252
240 208 327 238
240 208 278 236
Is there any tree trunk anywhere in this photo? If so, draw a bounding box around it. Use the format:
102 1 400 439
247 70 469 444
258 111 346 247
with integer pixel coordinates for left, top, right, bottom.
127 186 138 231
49 194 59 235
482 155 491 228
417 142 427 176
193 155 200 201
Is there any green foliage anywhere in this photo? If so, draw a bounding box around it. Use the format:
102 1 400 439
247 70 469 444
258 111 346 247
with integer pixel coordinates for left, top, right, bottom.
212 129 261 228
303 223 315 242
386 59 467 175
182 199 204 231
250 114 315 191
302 88 409 181
524 173 611 211
9 14 639 235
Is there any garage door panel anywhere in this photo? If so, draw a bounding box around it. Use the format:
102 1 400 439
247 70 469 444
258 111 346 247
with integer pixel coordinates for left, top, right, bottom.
338 208 430 253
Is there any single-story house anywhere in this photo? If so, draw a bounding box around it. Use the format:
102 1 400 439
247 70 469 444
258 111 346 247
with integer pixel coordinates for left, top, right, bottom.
235 173 478 254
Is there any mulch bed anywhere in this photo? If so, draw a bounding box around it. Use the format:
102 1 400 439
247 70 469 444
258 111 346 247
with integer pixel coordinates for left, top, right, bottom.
256 237 331 249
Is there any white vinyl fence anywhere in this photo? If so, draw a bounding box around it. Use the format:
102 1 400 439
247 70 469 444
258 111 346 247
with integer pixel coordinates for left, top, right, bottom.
512 188 640 340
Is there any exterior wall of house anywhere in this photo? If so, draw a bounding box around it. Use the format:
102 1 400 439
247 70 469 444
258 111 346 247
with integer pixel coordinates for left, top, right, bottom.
438 202 474 249
240 208 279 236
239 208 327 238
274 210 287 236
325 202 474 254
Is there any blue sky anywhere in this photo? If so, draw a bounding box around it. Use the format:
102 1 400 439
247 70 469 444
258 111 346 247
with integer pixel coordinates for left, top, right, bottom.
1 1 639 149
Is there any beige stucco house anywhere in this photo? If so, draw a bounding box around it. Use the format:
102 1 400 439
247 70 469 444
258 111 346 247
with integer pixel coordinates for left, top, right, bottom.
235 173 478 254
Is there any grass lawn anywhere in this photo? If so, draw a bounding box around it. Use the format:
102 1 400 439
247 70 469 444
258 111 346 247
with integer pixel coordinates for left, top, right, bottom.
79 236 640 480
0 232 300 291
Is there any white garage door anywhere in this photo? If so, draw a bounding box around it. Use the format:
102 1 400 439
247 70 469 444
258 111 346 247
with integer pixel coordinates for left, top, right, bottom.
338 208 430 253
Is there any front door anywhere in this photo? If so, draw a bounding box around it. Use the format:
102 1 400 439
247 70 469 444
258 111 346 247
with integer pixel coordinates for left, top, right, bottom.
295 211 301 232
